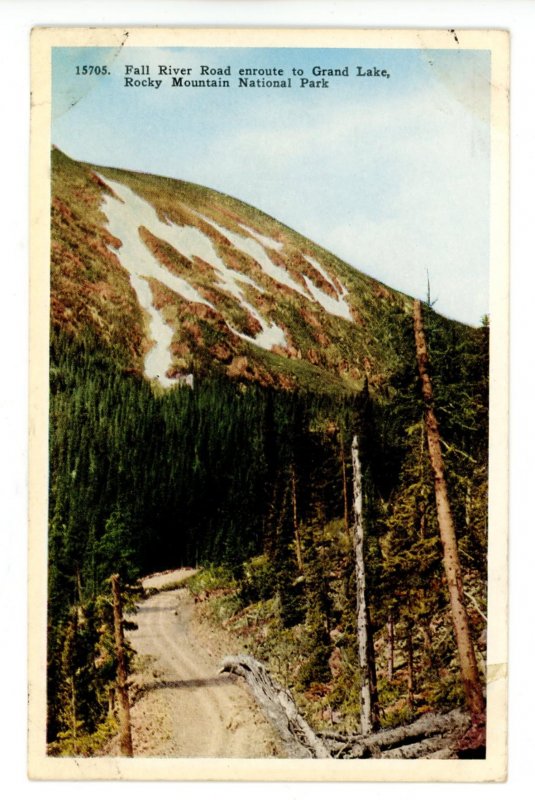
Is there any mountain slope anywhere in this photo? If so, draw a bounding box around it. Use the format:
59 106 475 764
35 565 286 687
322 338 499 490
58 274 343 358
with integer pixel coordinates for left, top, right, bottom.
47 147 489 756
51 147 455 393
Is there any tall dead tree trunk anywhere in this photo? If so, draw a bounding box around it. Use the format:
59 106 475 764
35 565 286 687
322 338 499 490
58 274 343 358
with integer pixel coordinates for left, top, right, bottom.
111 574 134 757
351 434 380 734
340 434 350 536
413 300 485 724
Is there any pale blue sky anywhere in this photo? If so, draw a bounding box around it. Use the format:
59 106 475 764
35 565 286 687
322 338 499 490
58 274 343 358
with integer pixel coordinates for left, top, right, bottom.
52 46 491 325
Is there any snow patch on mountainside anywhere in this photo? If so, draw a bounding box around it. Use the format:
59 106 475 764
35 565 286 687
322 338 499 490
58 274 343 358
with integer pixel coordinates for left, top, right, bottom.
98 175 288 385
302 277 353 322
129 273 177 388
99 176 214 308
304 255 337 292
200 214 353 323
97 174 354 387
238 224 284 253
99 176 213 386
228 319 287 351
198 214 310 299
302 256 353 321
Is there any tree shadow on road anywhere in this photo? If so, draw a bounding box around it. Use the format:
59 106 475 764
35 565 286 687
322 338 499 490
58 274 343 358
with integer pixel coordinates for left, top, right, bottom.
135 675 236 699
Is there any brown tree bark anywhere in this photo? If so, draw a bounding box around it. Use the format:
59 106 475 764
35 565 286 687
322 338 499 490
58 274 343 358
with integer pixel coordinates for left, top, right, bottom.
351 434 380 734
413 300 485 724
111 574 134 757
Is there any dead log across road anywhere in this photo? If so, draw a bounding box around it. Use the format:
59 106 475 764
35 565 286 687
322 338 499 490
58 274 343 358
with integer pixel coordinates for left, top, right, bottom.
220 655 331 759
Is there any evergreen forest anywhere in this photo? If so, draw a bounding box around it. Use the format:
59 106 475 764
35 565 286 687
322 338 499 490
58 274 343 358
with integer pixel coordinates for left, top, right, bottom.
47 302 489 754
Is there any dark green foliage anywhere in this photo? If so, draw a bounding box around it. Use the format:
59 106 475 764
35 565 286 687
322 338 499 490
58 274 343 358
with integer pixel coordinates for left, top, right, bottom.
296 642 332 689
47 584 139 754
48 304 488 740
296 522 335 687
47 326 367 745
238 556 277 604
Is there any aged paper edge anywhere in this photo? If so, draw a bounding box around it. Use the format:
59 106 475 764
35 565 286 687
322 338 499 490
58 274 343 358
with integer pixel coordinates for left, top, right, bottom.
28 26 510 782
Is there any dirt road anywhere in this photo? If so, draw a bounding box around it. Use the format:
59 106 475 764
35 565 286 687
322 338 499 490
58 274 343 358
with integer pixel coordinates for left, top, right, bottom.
119 569 282 757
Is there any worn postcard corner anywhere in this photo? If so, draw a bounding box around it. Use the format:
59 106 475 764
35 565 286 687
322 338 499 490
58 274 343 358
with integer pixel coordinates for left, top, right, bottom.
29 26 509 783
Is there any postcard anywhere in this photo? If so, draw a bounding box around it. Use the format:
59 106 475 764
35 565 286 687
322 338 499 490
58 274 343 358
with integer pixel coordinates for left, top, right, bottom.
29 26 509 781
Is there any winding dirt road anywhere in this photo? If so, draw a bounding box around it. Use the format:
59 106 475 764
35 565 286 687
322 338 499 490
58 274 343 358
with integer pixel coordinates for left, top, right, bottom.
121 570 282 758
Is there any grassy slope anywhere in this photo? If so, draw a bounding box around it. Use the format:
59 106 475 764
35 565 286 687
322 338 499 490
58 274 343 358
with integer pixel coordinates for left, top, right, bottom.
52 148 469 395
51 148 146 370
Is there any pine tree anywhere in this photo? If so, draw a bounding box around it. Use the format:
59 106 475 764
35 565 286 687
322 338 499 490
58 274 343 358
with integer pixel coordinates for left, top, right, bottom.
413 299 485 733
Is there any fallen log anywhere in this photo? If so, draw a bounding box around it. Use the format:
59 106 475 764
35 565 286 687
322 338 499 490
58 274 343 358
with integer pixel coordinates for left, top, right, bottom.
220 655 469 760
220 655 331 759
350 709 470 758
379 734 457 759
421 745 457 760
